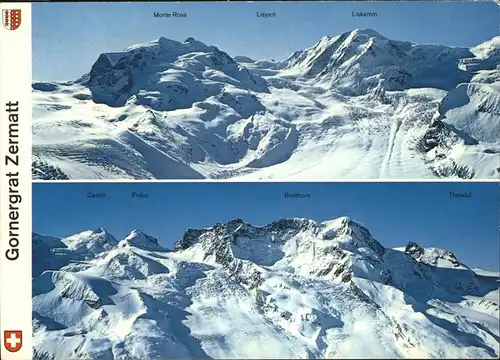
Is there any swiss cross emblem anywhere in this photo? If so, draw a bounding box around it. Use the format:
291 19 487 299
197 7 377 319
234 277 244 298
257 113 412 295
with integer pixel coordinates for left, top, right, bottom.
4 330 22 352
3 9 22 31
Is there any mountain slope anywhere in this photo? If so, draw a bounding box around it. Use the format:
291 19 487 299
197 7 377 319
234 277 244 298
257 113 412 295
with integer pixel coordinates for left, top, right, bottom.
32 217 500 359
278 29 473 94
32 30 500 180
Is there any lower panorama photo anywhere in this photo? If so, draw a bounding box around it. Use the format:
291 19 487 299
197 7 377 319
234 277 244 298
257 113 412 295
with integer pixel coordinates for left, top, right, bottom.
32 182 499 359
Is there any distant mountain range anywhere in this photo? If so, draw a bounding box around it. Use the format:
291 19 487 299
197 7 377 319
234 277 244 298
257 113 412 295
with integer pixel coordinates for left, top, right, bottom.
32 29 500 180
33 216 500 359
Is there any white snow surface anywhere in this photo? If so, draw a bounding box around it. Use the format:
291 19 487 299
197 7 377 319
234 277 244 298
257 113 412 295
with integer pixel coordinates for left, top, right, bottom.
33 217 500 359
32 30 500 180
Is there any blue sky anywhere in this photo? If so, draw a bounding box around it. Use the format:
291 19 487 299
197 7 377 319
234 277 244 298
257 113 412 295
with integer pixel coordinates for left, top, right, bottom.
33 182 499 271
32 1 499 81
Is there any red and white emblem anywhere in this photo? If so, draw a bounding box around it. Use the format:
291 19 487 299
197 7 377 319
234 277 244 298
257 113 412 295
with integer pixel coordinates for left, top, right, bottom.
3 9 22 31
4 330 22 352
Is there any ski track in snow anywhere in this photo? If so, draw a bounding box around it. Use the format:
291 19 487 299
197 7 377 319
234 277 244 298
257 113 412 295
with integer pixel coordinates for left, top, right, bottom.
379 118 402 178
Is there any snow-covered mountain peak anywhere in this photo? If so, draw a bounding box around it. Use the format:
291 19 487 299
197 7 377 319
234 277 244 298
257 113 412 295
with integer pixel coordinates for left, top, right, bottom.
174 217 318 252
32 31 499 181
404 241 468 269
90 226 107 235
174 218 247 252
318 216 384 256
32 219 500 359
174 216 379 250
182 36 208 48
120 229 165 250
83 35 268 110
460 36 500 73
122 36 209 54
263 217 317 232
471 36 500 61
172 216 387 278
320 215 357 234
348 28 386 41
61 227 117 254
31 227 119 276
281 28 473 95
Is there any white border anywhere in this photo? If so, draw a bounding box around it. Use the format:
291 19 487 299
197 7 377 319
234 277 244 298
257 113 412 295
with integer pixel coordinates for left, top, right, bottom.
0 3 32 360
32 179 499 183
0 1 497 359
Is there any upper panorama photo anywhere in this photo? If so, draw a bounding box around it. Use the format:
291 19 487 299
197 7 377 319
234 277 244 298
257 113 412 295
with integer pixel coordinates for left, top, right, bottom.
32 2 499 180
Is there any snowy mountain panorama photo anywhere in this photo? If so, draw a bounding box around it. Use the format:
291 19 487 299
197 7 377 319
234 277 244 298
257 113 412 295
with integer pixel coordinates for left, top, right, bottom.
31 2 500 180
32 182 500 359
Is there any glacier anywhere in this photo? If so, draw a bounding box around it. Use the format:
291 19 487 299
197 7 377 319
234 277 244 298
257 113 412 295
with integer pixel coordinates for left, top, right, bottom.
32 29 500 180
32 217 500 359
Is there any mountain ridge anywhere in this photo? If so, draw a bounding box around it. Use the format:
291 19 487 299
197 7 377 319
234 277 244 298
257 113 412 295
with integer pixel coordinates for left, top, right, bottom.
32 216 500 359
279 28 473 94
32 30 500 180
32 215 495 273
